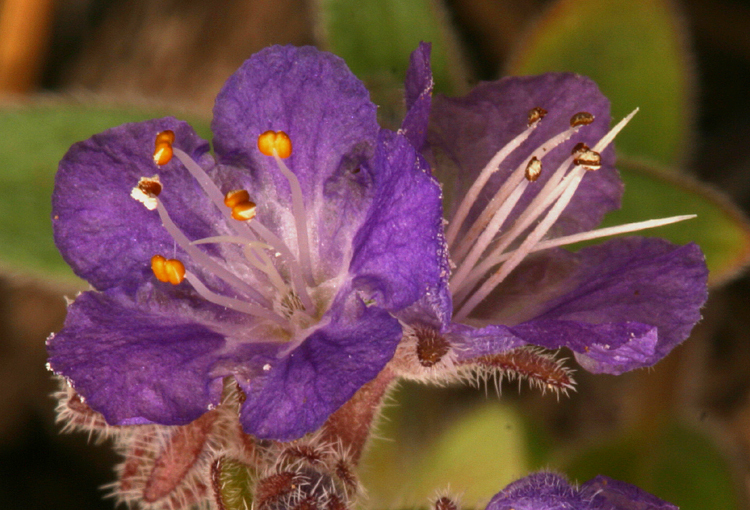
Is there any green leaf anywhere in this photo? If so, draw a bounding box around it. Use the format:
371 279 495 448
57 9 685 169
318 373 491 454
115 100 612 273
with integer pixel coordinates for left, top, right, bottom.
317 0 467 126
508 0 693 167
602 159 750 286
360 384 529 508
0 103 210 288
561 420 739 510
213 457 254 510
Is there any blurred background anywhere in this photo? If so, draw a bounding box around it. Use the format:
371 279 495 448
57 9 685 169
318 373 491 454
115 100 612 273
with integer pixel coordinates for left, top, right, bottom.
2 0 750 508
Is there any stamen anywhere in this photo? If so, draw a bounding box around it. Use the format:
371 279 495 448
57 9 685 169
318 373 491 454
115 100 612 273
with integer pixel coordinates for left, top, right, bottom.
184 271 286 326
573 147 601 170
154 199 272 306
258 130 292 159
527 107 547 126
130 176 162 211
525 215 697 254
258 131 315 285
224 190 257 221
155 130 175 146
449 176 529 291
453 110 640 321
455 168 587 321
525 156 542 182
171 146 313 311
570 111 594 127
153 130 175 165
446 108 543 247
151 254 185 285
451 119 584 262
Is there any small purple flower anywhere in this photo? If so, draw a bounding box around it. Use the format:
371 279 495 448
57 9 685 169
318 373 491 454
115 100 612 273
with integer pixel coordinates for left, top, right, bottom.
486 472 678 510
47 45 445 441
392 43 708 387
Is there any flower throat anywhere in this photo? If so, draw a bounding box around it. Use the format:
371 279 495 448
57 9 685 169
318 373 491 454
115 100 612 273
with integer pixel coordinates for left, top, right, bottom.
132 128 322 333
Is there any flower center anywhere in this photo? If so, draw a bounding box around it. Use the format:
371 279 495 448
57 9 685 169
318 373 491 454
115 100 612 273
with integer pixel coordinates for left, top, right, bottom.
132 129 328 341
448 108 695 322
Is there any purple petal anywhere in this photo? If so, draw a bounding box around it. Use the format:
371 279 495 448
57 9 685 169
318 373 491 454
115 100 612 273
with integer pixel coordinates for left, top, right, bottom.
486 472 677 510
212 45 379 207
350 130 448 312
529 238 707 373
211 45 380 281
581 476 679 510
46 290 224 426
401 42 433 151
233 291 402 440
428 73 621 237
52 118 217 293
454 238 707 373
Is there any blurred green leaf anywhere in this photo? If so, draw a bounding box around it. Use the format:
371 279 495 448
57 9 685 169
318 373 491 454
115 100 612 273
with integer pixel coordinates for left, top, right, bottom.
561 420 739 510
0 103 210 287
602 159 750 285
317 0 466 126
360 384 529 508
508 0 693 167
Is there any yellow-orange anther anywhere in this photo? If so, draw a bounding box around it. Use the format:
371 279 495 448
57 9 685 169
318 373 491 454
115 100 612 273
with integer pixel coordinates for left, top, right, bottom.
257 130 292 158
224 189 257 221
151 254 185 285
153 142 173 165
232 201 257 221
153 130 175 165
155 130 175 146
224 189 250 208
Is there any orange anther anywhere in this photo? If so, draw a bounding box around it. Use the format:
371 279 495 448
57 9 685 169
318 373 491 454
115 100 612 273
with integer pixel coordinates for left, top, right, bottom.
155 130 175 147
151 254 185 285
153 142 173 165
151 255 168 282
257 130 292 158
231 201 257 221
224 189 250 208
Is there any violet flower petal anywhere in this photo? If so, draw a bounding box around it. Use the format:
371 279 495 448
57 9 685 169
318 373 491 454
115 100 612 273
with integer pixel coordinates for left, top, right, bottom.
486 472 678 510
231 290 402 440
459 237 707 373
211 45 381 281
428 73 621 237
401 41 433 151
211 44 378 205
580 476 679 510
350 130 448 311
47 290 224 426
52 118 215 294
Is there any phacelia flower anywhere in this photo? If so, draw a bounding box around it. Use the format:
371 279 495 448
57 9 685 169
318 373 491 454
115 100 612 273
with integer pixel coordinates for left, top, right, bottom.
392 43 708 389
47 45 445 441
486 472 677 510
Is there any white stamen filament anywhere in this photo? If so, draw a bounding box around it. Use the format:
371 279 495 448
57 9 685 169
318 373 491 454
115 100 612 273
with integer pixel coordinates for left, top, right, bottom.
451 124 582 262
452 109 645 322
249 220 314 311
446 121 540 246
480 215 696 268
172 146 314 313
155 200 271 306
455 167 587 321
450 178 528 290
184 272 286 326
455 157 584 298
190 236 288 295
273 152 315 287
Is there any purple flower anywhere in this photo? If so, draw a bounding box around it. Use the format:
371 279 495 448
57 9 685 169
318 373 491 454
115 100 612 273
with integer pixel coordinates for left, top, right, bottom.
486 472 678 510
47 45 445 441
392 43 708 387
